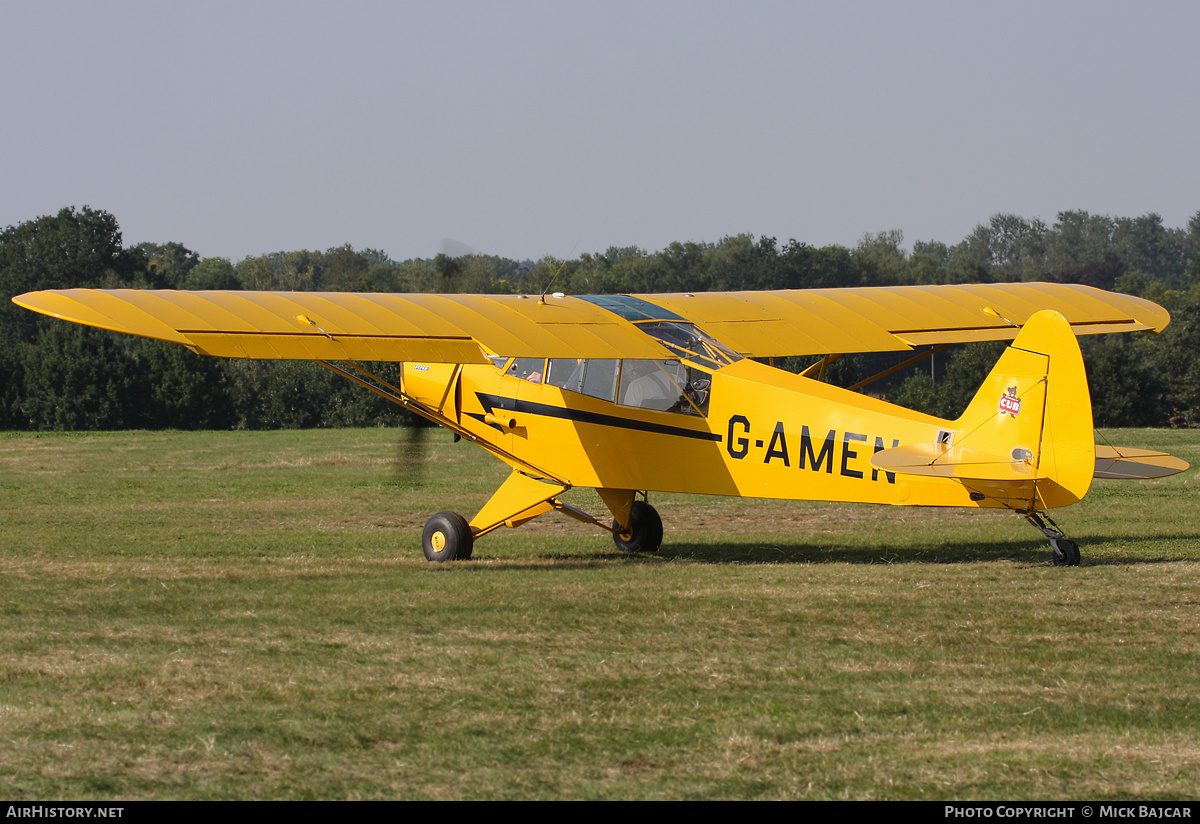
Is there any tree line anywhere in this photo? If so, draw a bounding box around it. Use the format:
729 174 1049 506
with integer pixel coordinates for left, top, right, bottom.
2 206 1198 431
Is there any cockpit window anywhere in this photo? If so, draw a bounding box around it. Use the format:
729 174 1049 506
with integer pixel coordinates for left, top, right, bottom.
634 321 742 369
619 360 711 417
619 360 684 411
575 294 743 369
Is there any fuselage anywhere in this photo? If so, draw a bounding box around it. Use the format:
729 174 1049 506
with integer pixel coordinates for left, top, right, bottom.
403 355 1022 510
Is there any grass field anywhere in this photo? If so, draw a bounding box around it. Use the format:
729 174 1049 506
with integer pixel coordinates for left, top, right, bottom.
1 427 1198 800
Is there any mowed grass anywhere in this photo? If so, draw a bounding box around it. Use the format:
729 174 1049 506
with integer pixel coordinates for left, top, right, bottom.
1 427 1199 800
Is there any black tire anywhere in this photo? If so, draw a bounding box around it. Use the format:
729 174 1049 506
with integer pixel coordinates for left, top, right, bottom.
1051 538 1080 567
422 511 474 562
612 501 663 554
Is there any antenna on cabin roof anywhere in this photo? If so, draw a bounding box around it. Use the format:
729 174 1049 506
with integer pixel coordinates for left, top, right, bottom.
539 241 580 305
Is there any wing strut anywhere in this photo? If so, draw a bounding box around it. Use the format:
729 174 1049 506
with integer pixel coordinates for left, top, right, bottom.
799 353 842 381
848 344 952 392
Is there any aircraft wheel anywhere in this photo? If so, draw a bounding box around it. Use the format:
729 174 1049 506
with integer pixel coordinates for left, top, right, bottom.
422 511 474 562
612 501 663 554
1051 538 1080 567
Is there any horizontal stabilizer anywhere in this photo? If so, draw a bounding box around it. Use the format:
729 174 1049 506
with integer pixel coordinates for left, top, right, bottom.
1094 445 1190 479
871 443 1038 481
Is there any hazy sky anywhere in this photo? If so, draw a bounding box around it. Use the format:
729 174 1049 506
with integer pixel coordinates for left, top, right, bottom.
3 1 1197 262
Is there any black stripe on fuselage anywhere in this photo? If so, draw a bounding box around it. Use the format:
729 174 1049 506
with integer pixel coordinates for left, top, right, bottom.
474 393 722 442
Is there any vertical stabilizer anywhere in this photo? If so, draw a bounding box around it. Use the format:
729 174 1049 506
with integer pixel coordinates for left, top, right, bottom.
953 309 1094 509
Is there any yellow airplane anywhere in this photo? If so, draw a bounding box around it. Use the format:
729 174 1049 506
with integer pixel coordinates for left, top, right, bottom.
14 283 1189 566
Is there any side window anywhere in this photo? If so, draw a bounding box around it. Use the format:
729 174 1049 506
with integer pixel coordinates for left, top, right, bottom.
507 357 545 384
547 359 618 402
547 358 583 393
581 359 619 401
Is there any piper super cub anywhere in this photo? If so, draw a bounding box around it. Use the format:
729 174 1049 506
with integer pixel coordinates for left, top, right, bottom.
14 282 1188 566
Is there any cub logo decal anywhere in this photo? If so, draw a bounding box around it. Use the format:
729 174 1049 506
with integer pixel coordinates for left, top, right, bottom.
999 386 1021 417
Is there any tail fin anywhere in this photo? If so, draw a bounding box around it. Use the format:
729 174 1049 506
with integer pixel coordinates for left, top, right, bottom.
951 309 1094 508
873 310 1094 510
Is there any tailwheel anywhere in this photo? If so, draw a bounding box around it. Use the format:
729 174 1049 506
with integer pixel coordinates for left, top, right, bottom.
422 511 474 562
612 500 663 554
1027 512 1080 567
1051 537 1081 567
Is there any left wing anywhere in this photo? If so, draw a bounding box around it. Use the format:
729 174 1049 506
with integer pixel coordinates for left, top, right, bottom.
12 289 674 362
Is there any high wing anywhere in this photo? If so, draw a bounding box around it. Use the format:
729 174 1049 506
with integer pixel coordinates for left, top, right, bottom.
13 282 1168 362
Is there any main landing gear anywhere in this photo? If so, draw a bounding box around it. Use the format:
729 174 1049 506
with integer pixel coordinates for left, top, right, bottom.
612 500 663 554
422 511 474 562
419 493 663 562
1026 512 1080 566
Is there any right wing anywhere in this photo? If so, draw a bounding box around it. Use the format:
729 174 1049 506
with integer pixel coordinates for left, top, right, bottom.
642 282 1170 358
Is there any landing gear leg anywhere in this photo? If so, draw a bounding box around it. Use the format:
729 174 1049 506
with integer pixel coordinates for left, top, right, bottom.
1026 512 1080 567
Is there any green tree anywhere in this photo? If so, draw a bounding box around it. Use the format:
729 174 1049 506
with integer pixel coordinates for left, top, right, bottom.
1050 251 1125 291
1111 213 1188 286
1182 210 1200 280
17 324 149 430
224 360 410 429
0 206 145 341
1148 287 1200 424
1044 210 1116 276
887 371 941 416
0 207 149 428
458 254 514 294
278 250 324 291
225 360 329 429
322 244 370 291
185 257 241 290
140 341 237 429
954 214 1047 282
235 255 277 290
618 241 710 294
1082 336 1166 426
433 252 462 293
852 230 909 286
705 235 774 291
135 241 200 288
887 342 1006 419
